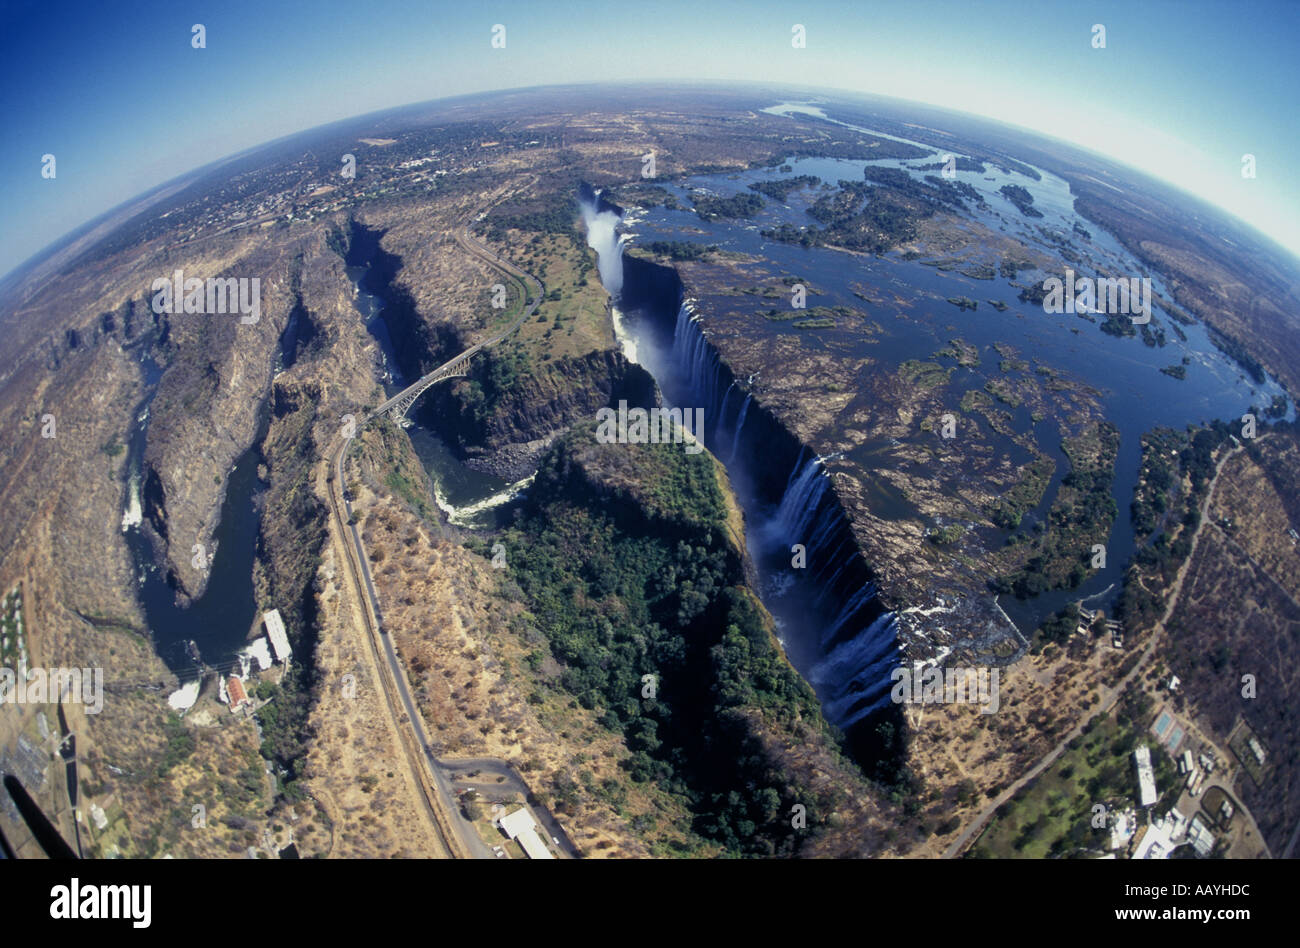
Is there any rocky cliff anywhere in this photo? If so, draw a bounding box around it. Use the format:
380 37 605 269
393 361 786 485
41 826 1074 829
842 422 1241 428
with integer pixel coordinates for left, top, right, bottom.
423 346 658 480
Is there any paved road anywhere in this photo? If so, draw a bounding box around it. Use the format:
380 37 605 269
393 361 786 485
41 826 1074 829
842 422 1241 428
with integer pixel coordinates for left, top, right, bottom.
943 440 1248 858
328 446 464 857
324 185 568 859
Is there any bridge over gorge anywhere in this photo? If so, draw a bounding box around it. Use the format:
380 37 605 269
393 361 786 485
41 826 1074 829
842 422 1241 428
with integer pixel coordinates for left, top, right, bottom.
373 345 477 419
321 190 551 858
370 188 545 423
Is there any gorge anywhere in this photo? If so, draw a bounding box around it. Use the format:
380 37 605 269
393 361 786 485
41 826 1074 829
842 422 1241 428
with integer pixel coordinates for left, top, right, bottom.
581 187 905 764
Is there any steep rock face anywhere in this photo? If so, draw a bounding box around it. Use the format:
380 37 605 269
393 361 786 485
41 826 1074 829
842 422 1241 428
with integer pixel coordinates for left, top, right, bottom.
618 252 926 777
246 236 392 801
424 347 658 480
256 236 381 650
335 212 654 481
532 420 733 551
140 235 315 601
0 227 310 858
334 219 462 379
0 256 219 630
621 252 890 617
578 181 624 217
0 339 145 626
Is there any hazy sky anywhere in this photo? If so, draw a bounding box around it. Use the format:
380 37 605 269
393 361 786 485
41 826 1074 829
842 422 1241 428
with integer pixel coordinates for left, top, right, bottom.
2 0 1298 278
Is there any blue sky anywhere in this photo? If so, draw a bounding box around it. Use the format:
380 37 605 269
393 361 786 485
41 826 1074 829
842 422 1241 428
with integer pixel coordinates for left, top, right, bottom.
2 0 1298 278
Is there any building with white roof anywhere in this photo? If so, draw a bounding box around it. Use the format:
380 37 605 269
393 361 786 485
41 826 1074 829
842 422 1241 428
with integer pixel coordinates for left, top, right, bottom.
499 807 554 860
1132 808 1188 859
1134 745 1158 807
1132 826 1169 860
1188 815 1215 856
263 610 292 666
1248 736 1267 766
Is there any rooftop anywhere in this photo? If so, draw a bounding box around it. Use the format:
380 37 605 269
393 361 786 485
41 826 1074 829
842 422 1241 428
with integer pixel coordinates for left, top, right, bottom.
264 610 291 663
227 676 249 709
1134 745 1158 807
499 807 555 860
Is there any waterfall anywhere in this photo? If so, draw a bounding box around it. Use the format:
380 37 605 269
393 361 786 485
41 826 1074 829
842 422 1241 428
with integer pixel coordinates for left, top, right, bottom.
821 581 880 648
761 444 900 723
121 470 143 532
812 533 851 586
821 675 898 729
580 189 637 362
669 300 754 442
729 393 753 463
773 456 832 542
718 381 737 434
675 302 707 384
610 306 638 364
658 286 903 740
669 300 731 446
814 613 901 727
805 501 842 560
579 190 626 296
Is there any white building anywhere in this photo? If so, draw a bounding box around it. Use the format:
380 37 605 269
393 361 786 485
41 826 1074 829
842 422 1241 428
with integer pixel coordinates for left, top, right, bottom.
1188 815 1215 856
1134 745 1158 807
1248 736 1267 766
263 610 292 666
1133 809 1188 859
499 807 554 860
1164 808 1189 841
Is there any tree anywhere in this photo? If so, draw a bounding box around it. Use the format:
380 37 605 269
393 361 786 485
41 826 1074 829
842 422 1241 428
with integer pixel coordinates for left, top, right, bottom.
462 792 484 821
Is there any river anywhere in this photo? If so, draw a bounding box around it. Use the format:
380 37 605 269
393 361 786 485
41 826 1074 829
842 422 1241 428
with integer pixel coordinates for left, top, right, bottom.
344 237 517 528
121 353 267 682
578 110 1294 741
